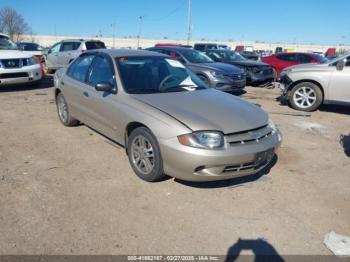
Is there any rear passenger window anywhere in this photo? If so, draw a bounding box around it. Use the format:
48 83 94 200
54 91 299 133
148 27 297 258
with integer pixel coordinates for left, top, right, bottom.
195 45 205 51
88 56 115 87
67 54 95 82
61 42 81 51
277 54 297 62
298 54 312 63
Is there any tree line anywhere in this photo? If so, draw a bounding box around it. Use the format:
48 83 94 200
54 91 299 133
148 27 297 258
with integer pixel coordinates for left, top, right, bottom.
0 6 31 41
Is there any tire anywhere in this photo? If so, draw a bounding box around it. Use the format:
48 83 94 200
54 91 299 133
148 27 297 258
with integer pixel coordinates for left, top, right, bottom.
127 127 165 182
197 74 210 87
288 82 323 112
55 93 79 126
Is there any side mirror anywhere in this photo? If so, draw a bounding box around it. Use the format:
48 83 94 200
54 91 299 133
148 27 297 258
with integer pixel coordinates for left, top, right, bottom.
95 82 116 93
48 49 52 54
336 60 345 71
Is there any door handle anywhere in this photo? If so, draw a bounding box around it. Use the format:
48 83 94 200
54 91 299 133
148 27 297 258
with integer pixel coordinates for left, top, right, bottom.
83 91 89 97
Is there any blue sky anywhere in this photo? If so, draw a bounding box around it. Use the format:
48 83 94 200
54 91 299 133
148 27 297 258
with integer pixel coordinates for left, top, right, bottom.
1 0 350 44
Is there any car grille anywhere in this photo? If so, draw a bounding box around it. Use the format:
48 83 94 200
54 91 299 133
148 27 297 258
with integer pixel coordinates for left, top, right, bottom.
224 73 246 80
0 72 29 79
1 59 22 68
223 148 275 173
225 125 273 146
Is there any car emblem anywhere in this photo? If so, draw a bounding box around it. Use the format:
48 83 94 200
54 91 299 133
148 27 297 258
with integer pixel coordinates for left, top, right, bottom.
249 131 262 141
8 61 16 67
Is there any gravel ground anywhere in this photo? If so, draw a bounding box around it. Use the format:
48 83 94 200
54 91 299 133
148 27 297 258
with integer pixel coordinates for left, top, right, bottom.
0 78 349 256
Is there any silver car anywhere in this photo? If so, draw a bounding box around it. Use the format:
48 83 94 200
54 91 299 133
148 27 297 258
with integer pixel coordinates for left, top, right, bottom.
54 49 281 182
45 39 106 72
280 53 350 111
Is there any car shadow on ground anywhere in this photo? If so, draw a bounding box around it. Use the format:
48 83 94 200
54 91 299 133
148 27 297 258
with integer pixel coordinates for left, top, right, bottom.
225 238 284 262
319 104 350 115
227 89 247 96
0 76 53 93
340 134 350 157
175 155 278 189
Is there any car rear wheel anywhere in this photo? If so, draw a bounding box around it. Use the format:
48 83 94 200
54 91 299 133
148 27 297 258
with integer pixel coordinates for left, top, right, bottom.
56 93 79 126
289 82 323 112
127 127 165 182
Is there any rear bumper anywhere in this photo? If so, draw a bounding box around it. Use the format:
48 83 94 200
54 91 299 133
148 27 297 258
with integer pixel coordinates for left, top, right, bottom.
0 64 42 85
158 129 282 182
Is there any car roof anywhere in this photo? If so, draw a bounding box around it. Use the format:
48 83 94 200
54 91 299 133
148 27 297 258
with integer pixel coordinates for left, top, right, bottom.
0 33 10 38
194 43 226 45
150 46 194 52
91 49 168 58
61 39 104 43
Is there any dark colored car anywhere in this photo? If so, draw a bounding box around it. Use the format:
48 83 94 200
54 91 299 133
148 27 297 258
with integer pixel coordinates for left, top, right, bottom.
261 52 328 78
194 43 230 52
205 50 275 85
239 51 259 61
147 46 246 91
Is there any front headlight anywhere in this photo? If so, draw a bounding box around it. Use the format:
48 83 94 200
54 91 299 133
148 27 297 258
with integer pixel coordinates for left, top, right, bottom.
268 119 277 132
24 56 39 66
280 69 292 77
210 70 226 79
178 131 224 149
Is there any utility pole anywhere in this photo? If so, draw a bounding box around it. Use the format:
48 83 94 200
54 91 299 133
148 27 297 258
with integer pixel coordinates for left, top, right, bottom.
136 16 144 49
187 0 192 45
111 22 116 48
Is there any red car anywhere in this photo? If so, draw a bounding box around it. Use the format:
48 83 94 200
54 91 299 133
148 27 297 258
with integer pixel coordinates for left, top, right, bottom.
261 52 327 78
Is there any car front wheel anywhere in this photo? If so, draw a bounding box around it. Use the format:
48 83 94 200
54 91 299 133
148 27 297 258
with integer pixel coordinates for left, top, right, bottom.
56 93 78 126
127 127 165 182
289 82 323 112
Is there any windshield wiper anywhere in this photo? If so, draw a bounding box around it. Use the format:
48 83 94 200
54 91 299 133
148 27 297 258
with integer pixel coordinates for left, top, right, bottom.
161 84 198 92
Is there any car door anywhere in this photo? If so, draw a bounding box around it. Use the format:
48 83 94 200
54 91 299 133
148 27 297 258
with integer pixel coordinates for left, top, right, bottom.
328 55 350 103
61 53 96 122
82 54 121 140
46 42 61 69
58 42 80 67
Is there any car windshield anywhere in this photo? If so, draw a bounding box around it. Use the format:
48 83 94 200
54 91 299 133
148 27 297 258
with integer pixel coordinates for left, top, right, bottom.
116 56 207 94
180 49 214 63
0 37 18 50
217 51 246 61
18 43 41 51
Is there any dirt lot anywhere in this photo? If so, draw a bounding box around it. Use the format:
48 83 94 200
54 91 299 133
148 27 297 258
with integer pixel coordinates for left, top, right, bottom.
0 77 349 256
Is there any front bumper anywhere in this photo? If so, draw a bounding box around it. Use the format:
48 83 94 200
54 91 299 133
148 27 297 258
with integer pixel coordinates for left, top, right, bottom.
0 64 42 85
211 78 246 91
158 129 282 182
279 75 294 95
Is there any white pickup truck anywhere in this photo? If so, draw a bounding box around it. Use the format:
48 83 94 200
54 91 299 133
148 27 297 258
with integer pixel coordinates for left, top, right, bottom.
0 33 42 86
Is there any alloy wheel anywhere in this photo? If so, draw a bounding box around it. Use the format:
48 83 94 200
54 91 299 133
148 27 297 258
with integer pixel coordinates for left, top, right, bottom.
131 135 155 175
293 86 317 109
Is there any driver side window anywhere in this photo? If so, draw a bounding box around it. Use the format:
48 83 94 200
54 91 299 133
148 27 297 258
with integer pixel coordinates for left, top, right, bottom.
346 56 350 67
88 55 116 87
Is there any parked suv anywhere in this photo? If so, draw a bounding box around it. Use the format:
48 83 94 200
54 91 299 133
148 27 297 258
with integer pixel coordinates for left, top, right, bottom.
194 43 230 52
0 33 42 86
280 53 350 111
205 49 274 85
147 46 246 91
45 39 106 72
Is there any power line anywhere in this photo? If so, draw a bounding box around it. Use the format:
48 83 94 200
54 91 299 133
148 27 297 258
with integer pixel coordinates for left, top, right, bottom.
146 0 187 22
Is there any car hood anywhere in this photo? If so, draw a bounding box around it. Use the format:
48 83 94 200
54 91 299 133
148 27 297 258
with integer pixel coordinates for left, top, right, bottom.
286 63 329 72
132 89 268 134
189 62 242 73
0 50 32 59
227 60 269 67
